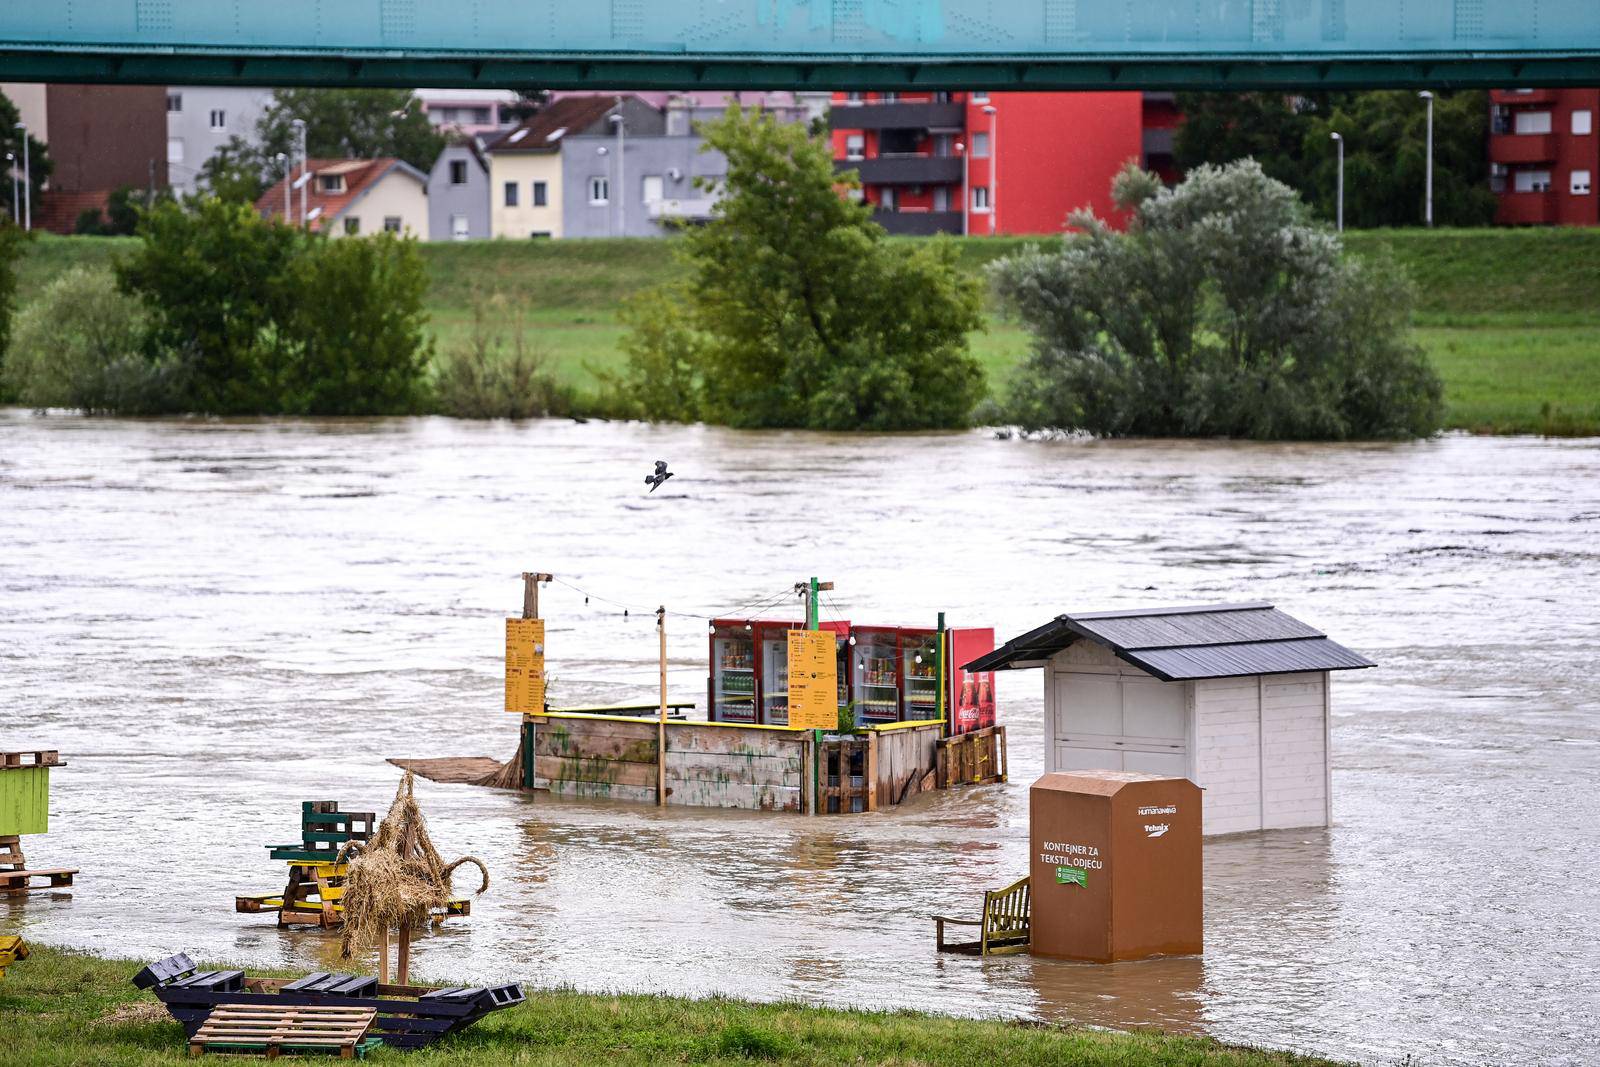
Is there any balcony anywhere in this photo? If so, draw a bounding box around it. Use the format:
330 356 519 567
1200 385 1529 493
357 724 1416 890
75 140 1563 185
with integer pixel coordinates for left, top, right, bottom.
1495 190 1555 225
828 101 964 131
1489 133 1557 164
1142 127 1175 158
836 154 962 185
872 210 963 236
1490 88 1557 106
645 197 719 221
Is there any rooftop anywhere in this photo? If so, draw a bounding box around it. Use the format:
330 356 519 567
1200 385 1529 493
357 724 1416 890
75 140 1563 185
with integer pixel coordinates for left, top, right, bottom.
963 602 1375 681
483 95 623 153
254 158 424 231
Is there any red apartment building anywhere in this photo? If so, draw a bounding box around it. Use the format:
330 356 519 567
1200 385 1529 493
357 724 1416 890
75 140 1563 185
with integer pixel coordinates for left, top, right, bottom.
1489 88 1598 226
829 90 1179 235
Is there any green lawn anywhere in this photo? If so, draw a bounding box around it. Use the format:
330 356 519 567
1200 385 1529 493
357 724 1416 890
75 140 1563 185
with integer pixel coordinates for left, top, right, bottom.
0 944 1339 1066
11 229 1600 434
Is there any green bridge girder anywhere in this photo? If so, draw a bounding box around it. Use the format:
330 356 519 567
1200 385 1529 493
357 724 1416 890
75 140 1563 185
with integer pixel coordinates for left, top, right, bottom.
2 2 1599 91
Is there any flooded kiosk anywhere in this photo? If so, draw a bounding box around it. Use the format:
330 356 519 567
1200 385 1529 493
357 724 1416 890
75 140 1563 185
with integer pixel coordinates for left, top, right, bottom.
1030 770 1202 963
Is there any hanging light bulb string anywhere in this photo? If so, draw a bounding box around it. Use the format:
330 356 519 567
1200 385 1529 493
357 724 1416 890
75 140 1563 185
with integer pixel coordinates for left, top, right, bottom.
545 575 798 625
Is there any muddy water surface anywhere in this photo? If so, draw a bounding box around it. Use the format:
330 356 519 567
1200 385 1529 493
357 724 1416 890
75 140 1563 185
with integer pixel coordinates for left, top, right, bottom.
1 412 1597 1066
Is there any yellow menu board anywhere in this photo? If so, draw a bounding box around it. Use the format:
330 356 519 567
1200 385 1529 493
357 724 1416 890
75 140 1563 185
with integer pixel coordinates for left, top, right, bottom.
787 629 838 731
505 618 546 713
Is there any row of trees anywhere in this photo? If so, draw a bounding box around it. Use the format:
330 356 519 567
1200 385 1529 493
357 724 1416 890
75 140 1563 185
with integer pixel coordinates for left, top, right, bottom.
1175 90 1497 227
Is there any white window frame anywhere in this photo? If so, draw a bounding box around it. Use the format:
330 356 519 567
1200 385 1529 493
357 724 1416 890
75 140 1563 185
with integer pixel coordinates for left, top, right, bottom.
1514 110 1553 135
971 132 990 159
1514 169 1552 193
1572 169 1592 195
879 186 896 211
449 159 468 185
503 181 519 207
845 133 865 160
450 214 469 240
641 174 664 203
532 181 547 207
972 91 990 103
383 216 402 233
167 137 185 164
1574 110 1593 136
318 174 345 194
971 185 991 212
209 109 226 131
166 92 182 113
343 217 361 235
589 176 610 205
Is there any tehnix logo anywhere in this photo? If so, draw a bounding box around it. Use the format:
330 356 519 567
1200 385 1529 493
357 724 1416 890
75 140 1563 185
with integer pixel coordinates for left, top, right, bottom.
1144 823 1170 838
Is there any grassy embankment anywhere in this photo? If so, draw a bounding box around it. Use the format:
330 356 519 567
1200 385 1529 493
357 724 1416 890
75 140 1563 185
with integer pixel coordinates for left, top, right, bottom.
0 944 1339 1066
13 228 1600 434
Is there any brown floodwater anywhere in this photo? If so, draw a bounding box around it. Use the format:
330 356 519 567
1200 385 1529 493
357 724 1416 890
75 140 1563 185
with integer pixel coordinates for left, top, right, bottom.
1 411 1596 1065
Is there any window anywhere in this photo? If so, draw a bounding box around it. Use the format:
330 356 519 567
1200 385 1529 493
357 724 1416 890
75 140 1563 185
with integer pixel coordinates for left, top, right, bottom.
845 134 865 160
532 181 547 207
472 107 491 125
383 216 402 233
972 185 991 211
589 176 609 204
209 109 226 131
971 132 990 159
1574 110 1593 136
881 92 898 103
450 214 469 240
1514 169 1552 193
1514 110 1553 135
449 160 468 185
167 137 184 164
972 91 989 103
504 181 519 207
166 92 182 113
1573 170 1592 195
529 231 552 239
1489 162 1508 194
932 91 951 103
845 92 864 103
933 186 950 211
343 217 361 235
879 187 896 211
934 133 952 157
318 174 345 193
642 175 664 202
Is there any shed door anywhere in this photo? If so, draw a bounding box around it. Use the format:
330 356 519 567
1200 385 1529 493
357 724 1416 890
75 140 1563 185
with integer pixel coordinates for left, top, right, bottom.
1052 672 1189 777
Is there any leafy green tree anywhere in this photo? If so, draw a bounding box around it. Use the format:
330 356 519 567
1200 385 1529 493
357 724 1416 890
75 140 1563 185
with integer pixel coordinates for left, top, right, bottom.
256 89 445 173
115 198 302 413
0 90 51 222
73 186 160 236
614 107 985 430
992 160 1443 440
1175 90 1494 227
198 137 272 203
282 233 432 415
0 220 27 397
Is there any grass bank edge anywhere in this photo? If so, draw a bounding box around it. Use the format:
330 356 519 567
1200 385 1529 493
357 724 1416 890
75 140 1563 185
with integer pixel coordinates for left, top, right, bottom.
1 943 1342 1066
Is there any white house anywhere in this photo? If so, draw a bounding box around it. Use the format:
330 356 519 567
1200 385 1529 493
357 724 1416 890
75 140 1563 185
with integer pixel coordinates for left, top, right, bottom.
965 602 1374 836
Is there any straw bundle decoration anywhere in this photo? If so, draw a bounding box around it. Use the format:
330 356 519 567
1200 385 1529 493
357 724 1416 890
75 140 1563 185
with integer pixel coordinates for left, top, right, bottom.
338 771 489 959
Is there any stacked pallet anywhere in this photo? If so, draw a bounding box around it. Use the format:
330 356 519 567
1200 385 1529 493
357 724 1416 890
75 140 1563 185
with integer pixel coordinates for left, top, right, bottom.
0 750 77 898
936 725 1008 788
189 1004 379 1059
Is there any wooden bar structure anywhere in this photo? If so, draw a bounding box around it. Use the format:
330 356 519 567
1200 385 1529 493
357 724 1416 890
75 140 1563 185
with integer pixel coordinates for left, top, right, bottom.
0 749 76 898
523 713 945 814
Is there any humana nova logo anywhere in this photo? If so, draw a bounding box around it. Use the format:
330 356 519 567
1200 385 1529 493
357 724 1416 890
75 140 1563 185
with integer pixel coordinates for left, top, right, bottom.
1144 823 1170 838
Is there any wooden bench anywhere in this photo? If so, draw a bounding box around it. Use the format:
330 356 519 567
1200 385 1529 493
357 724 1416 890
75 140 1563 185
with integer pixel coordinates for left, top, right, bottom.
189 1004 378 1059
0 935 29 979
934 875 1031 956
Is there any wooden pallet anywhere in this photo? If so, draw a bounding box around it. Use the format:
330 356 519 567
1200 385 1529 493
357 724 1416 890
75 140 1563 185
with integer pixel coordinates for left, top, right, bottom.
0 750 64 770
0 934 29 979
818 737 871 814
189 1004 377 1059
0 835 77 897
936 725 1008 789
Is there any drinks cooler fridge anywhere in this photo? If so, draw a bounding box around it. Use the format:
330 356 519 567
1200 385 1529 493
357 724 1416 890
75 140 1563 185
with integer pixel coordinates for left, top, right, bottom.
708 619 994 732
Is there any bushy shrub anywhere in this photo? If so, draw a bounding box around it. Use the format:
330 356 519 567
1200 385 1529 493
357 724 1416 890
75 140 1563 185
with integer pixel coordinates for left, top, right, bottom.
615 107 985 430
1 266 184 413
432 297 573 419
992 160 1443 440
0 220 23 397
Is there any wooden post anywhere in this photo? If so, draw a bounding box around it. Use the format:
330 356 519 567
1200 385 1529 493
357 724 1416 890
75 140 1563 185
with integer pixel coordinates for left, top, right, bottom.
521 572 551 620
396 920 412 986
377 927 390 985
656 606 667 807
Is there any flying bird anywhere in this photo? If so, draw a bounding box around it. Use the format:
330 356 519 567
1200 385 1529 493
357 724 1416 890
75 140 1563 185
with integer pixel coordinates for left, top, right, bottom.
645 460 674 493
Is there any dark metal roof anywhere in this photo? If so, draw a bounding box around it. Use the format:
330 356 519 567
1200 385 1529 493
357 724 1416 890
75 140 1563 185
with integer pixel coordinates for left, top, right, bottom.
963 602 1374 682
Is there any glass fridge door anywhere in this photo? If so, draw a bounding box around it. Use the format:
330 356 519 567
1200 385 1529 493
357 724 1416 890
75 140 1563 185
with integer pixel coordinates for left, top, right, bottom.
851 629 900 726
902 631 940 721
712 625 755 722
761 630 790 725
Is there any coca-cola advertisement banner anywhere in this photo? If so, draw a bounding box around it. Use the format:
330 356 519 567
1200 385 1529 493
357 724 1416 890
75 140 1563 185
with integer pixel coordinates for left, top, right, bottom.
948 627 996 735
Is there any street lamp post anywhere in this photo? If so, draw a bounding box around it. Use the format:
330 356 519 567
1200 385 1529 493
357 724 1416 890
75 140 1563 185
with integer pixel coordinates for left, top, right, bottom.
5 152 16 224
276 153 289 222
956 139 968 236
982 104 997 235
1419 90 1435 228
1330 132 1344 233
291 119 307 227
14 122 29 231
610 112 625 237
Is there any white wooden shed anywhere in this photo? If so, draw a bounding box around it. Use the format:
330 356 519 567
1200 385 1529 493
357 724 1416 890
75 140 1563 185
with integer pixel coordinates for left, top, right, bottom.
965 603 1374 836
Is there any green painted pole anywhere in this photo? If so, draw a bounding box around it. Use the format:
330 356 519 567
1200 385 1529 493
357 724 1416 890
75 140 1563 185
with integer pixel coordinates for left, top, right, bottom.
808 576 819 630
937 610 947 736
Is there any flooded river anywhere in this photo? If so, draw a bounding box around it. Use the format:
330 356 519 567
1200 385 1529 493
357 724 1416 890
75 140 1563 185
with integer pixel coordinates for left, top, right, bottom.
2 411 1597 1065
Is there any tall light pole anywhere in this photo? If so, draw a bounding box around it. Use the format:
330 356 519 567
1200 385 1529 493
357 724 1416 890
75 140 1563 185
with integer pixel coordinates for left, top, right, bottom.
276 153 289 221
1330 132 1344 233
5 152 15 224
596 145 611 236
610 112 625 237
14 122 29 231
1419 90 1435 228
982 104 997 236
291 119 307 227
956 139 968 236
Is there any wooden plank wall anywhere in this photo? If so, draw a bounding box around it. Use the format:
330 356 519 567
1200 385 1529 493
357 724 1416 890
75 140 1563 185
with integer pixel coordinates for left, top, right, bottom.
529 718 944 814
0 767 49 837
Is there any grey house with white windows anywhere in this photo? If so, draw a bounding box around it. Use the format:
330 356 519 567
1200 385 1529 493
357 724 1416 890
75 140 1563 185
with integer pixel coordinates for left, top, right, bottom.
165 86 274 195
427 140 491 240
562 97 729 238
